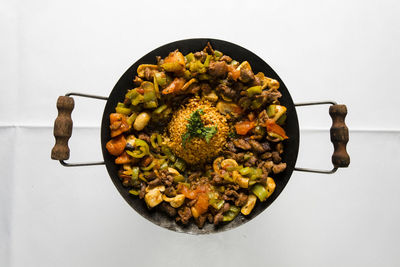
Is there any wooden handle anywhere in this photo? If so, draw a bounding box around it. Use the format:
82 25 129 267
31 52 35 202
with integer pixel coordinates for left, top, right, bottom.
51 96 74 160
329 104 350 168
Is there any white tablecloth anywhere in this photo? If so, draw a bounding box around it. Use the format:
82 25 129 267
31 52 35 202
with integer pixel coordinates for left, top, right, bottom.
1 0 399 266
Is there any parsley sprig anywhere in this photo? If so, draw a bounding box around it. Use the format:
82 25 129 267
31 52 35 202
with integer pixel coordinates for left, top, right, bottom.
182 109 218 147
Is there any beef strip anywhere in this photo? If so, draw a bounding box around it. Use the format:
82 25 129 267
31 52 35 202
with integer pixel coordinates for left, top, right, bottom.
216 83 237 99
272 151 281 164
233 138 251 150
239 68 254 83
261 152 273 160
219 55 232 63
177 206 192 225
258 110 269 125
244 155 258 167
138 133 151 143
273 162 287 174
226 141 237 152
139 183 146 199
200 83 212 94
196 214 207 229
248 139 265 154
159 202 177 217
208 61 228 78
235 192 248 207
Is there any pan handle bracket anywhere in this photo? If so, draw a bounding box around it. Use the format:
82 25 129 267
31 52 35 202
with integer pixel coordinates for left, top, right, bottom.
293 101 350 174
51 92 108 167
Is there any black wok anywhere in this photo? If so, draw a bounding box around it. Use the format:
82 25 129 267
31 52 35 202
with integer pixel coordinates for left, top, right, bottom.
51 38 350 234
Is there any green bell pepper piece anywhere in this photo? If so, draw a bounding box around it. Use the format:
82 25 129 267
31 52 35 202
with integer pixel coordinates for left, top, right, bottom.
251 183 268 202
246 86 262 97
222 205 240 222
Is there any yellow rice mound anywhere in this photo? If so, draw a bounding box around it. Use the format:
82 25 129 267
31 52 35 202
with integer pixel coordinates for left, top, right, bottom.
167 98 229 165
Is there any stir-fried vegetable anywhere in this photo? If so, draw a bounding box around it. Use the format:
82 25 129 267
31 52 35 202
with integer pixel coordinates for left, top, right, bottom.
107 42 289 229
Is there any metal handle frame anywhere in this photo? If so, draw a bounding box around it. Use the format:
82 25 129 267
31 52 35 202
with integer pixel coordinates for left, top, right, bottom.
59 92 108 167
293 101 338 174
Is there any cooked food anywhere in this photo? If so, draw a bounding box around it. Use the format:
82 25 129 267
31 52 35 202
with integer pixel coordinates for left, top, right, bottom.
106 43 288 228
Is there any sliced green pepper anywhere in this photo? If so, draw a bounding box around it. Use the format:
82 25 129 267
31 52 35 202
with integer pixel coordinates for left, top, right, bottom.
153 104 168 115
131 166 139 181
250 168 263 180
189 60 206 74
214 50 223 60
251 183 268 202
222 205 240 222
173 174 185 183
209 198 224 210
153 76 160 99
127 112 138 126
173 158 186 172
276 113 287 125
115 102 132 115
251 98 263 109
239 167 251 176
160 161 168 170
126 139 149 158
203 55 212 67
185 52 195 64
150 133 162 148
131 94 144 106
246 86 262 97
141 160 156 171
154 72 167 87
128 189 139 196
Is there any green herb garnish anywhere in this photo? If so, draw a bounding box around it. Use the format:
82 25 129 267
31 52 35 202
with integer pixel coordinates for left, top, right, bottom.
182 109 218 147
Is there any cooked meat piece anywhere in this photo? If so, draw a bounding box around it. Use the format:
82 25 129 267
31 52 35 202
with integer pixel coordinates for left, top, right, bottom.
138 133 151 143
223 151 245 163
263 160 274 172
203 42 214 54
139 183 146 199
144 67 154 81
148 178 161 186
261 152 273 160
246 156 258 166
276 142 284 154
258 110 269 125
159 202 177 217
220 55 232 63
233 138 251 150
194 51 207 62
144 171 157 181
226 183 240 191
123 97 131 106
216 83 237 99
248 139 265 154
211 174 224 185
213 213 224 225
222 202 231 213
252 75 262 86
207 213 214 224
257 89 282 103
160 174 173 187
133 76 143 86
233 82 245 92
261 142 271 151
223 189 239 201
273 162 287 174
201 83 212 94
235 193 248 207
226 141 237 152
188 83 201 94
196 214 207 229
208 61 228 78
272 151 281 164
140 156 153 167
259 175 268 186
188 171 202 181
187 198 197 207
165 186 177 197
177 206 192 225
239 68 254 83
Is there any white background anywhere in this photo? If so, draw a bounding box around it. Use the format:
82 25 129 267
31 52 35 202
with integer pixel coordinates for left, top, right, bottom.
1 0 400 266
